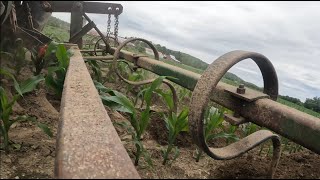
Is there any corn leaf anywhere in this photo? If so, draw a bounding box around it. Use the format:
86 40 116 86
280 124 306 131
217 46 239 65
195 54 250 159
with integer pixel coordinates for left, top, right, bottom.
101 95 135 114
37 122 53 137
154 89 174 111
144 76 166 107
56 44 69 68
44 41 58 59
19 75 44 95
139 107 151 135
176 108 189 132
0 68 22 96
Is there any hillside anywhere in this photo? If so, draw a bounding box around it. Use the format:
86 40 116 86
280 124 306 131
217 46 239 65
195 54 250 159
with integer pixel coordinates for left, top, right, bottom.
42 16 96 42
42 15 320 118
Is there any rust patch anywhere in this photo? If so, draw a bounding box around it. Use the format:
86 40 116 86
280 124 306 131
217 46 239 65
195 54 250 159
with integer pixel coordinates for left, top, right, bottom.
55 45 140 179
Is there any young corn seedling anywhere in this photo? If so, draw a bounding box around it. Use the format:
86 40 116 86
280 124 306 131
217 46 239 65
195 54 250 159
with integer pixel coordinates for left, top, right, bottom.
178 87 191 103
242 122 258 137
0 68 52 152
194 107 239 162
126 69 145 94
146 81 189 165
97 76 167 166
45 43 71 98
86 60 103 83
161 107 189 165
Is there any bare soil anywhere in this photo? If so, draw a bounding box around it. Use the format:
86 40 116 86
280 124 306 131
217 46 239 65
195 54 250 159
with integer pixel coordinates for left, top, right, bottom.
1 65 319 179
108 107 320 179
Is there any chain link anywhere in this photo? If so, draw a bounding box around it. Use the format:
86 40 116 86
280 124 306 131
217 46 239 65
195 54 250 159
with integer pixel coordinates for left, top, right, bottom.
106 14 111 45
114 14 119 47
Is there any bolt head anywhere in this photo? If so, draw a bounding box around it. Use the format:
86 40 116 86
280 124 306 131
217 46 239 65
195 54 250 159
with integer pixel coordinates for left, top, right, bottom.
237 84 246 94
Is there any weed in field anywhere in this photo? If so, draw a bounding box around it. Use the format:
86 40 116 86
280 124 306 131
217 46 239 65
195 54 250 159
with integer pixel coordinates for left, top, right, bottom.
0 68 52 152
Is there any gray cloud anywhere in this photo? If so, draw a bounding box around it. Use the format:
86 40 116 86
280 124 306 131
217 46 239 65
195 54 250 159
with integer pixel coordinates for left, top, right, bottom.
52 1 320 101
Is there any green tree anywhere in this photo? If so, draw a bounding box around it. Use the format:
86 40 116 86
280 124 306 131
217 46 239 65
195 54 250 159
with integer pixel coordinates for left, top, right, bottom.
304 97 320 113
279 95 303 106
174 51 182 61
137 46 146 53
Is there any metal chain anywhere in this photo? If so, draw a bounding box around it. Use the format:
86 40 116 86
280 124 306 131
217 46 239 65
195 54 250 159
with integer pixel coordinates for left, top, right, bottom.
106 14 111 45
114 14 119 46
25 2 34 29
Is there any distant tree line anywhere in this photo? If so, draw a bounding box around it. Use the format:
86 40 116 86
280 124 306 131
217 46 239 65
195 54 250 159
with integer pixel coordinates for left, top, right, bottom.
152 44 208 70
280 95 320 113
304 97 320 112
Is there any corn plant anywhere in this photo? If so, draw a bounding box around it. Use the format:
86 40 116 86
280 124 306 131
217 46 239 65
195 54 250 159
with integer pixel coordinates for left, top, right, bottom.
178 87 191 102
194 107 239 162
145 83 189 165
161 107 189 165
0 68 52 152
45 44 71 98
96 76 167 166
86 60 102 83
278 138 303 155
242 122 258 137
126 69 145 94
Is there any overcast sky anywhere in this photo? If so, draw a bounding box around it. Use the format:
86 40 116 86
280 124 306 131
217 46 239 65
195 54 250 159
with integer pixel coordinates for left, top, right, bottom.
52 1 320 101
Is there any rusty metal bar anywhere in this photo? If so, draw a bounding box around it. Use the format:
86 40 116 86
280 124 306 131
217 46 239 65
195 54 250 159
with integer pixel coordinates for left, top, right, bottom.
70 2 83 48
69 20 95 44
50 1 123 15
84 55 114 60
80 49 104 53
55 44 140 179
82 12 111 52
106 47 320 154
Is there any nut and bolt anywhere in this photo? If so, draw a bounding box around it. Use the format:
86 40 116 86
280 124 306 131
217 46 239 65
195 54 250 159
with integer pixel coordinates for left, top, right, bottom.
237 84 246 94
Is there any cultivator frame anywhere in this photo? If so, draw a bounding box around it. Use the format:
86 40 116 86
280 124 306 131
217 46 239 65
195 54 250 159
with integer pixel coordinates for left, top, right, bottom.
2 1 319 179
55 2 319 179
103 44 320 153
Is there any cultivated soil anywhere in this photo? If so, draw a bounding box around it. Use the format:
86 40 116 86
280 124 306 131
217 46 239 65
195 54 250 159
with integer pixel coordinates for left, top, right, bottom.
1 62 319 179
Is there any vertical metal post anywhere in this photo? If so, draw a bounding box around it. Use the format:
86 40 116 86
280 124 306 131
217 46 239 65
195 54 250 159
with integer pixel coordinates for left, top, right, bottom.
70 1 83 48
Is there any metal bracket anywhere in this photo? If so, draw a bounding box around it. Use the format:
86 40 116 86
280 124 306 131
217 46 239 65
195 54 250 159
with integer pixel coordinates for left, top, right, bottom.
50 1 123 15
132 54 149 70
224 113 247 126
19 27 52 44
224 85 270 102
132 54 149 58
69 20 95 43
